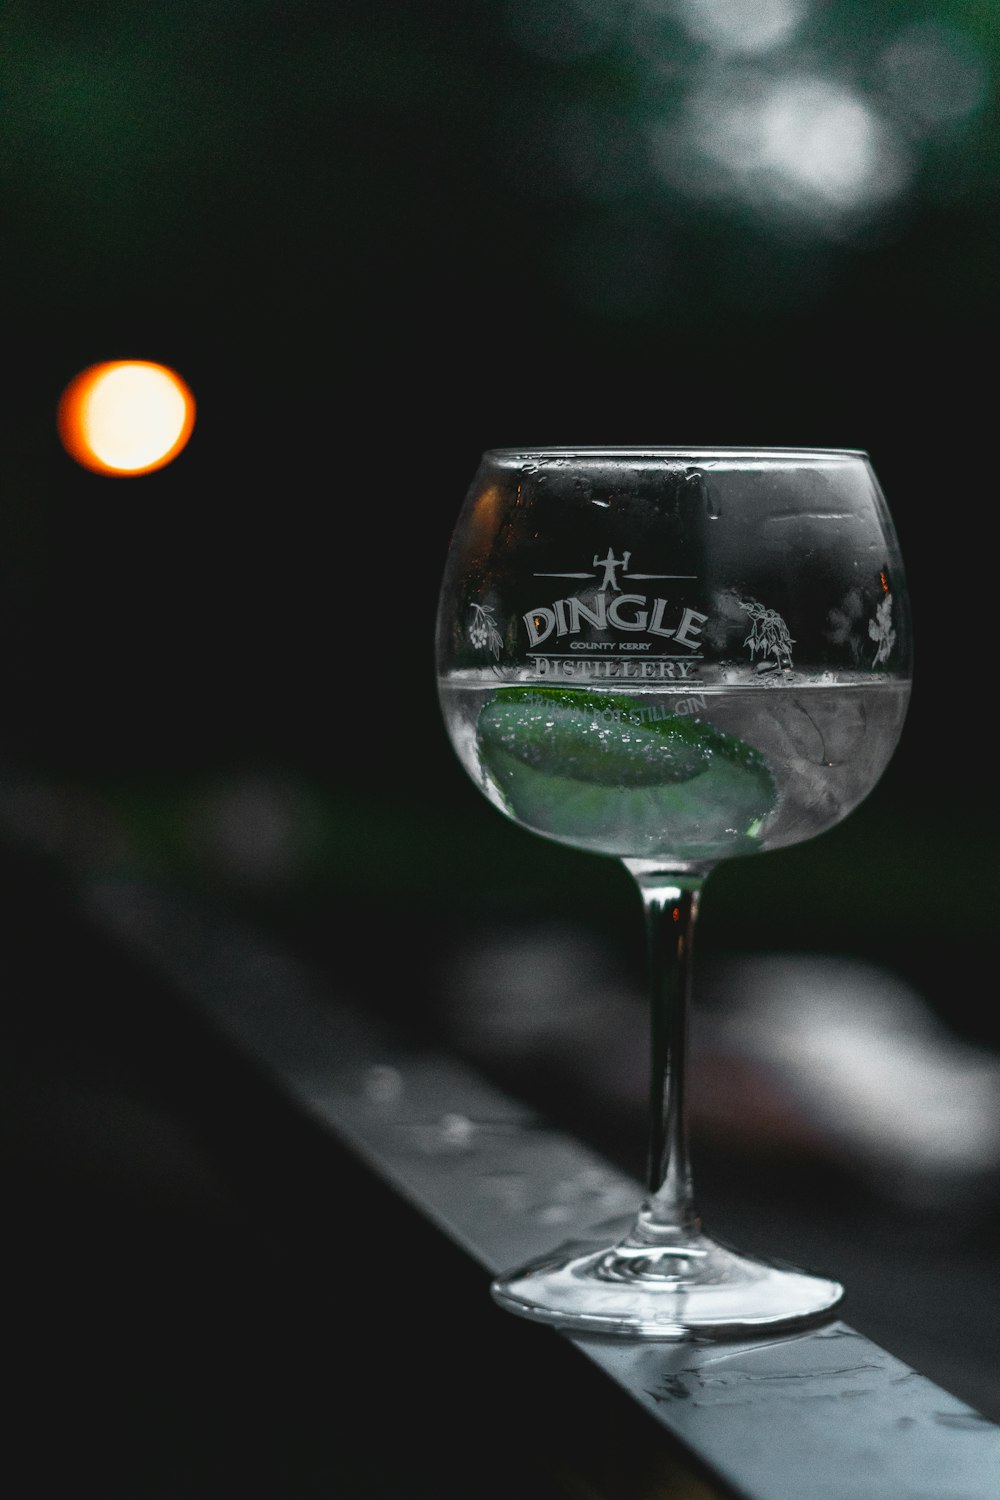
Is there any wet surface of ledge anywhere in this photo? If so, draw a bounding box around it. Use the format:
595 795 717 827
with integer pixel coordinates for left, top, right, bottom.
86 873 1000 1500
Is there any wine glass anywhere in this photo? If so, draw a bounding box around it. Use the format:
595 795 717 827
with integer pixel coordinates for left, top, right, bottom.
435 447 911 1338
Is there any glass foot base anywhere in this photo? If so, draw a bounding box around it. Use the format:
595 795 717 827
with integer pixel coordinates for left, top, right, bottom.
491 1231 843 1339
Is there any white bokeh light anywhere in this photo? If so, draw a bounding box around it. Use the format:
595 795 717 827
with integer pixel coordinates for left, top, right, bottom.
752 78 899 209
668 0 807 55
883 21 988 129
650 72 910 229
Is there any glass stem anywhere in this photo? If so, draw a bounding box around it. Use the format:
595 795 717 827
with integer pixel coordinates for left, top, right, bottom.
626 866 706 1246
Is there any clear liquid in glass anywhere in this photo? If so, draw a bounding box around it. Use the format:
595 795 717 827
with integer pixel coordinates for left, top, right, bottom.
439 672 909 864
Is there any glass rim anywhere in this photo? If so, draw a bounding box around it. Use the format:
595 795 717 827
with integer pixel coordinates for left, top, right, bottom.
483 446 870 462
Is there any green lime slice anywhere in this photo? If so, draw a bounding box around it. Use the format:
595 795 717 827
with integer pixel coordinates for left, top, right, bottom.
477 686 776 860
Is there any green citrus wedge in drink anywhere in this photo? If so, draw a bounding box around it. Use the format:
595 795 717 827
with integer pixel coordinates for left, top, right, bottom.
477 686 776 861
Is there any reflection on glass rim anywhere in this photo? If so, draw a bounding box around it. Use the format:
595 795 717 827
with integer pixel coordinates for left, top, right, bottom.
485 446 869 462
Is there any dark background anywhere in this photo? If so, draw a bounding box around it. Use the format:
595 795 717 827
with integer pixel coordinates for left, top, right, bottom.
2 0 996 1005
1 0 996 1044
2 1 1000 1489
1 0 995 784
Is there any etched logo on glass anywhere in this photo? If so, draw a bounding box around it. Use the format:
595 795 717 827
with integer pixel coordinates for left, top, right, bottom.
521 553 709 680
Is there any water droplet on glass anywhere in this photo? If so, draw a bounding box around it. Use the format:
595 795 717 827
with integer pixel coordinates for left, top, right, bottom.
684 468 719 518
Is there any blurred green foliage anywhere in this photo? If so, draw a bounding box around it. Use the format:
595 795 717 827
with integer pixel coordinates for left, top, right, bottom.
2 0 996 346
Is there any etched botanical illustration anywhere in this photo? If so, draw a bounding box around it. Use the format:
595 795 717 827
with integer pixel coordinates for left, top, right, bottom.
869 592 895 665
741 599 795 671
468 602 503 659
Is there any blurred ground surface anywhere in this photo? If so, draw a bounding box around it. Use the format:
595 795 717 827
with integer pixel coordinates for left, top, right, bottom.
2 782 1000 1500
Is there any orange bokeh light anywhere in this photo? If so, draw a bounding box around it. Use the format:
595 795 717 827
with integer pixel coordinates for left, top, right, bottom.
58 360 196 477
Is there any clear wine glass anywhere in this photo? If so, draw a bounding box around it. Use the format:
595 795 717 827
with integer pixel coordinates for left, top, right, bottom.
436 447 912 1338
